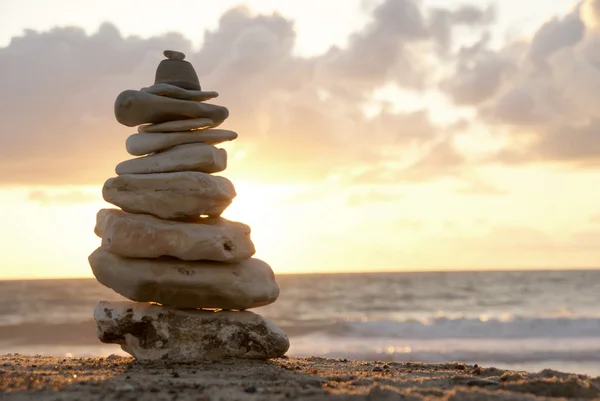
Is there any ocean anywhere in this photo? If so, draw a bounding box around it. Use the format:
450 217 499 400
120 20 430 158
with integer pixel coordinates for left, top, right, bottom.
1 270 599 376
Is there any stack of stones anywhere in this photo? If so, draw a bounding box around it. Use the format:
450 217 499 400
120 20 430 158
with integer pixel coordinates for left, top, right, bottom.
88 50 289 362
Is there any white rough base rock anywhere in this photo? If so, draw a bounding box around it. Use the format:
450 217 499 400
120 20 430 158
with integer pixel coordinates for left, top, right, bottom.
141 83 219 101
138 118 215 133
114 90 228 127
94 301 290 361
95 209 255 262
89 248 279 310
115 143 227 175
102 171 235 219
126 130 238 156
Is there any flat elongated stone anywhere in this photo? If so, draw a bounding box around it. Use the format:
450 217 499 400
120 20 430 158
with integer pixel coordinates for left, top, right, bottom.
95 209 255 262
102 172 235 219
138 118 214 133
115 143 227 175
114 90 228 127
141 83 218 101
126 130 238 156
95 301 290 361
89 248 279 309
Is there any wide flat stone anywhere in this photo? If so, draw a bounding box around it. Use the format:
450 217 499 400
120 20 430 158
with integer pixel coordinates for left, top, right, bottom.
141 83 219 101
114 90 228 127
126 130 238 156
94 301 290 361
95 209 255 262
115 143 227 175
102 171 235 219
138 118 214 133
89 248 279 310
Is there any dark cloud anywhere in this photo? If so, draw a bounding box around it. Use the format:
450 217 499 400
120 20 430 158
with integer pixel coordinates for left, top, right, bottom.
442 45 517 105
429 4 495 53
0 0 492 186
528 11 585 65
496 119 600 164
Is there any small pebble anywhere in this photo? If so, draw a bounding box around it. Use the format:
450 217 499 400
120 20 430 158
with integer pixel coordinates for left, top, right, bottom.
117 383 135 392
244 386 257 394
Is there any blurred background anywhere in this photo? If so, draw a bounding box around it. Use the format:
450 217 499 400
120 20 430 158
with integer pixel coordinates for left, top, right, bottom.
1 0 599 375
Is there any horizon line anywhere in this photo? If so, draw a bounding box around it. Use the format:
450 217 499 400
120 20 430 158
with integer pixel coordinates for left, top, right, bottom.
2 266 600 281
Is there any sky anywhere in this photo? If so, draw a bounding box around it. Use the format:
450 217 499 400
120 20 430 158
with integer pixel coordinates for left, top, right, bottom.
1 0 600 279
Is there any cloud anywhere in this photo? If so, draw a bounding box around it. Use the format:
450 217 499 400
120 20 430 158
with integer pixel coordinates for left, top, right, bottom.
528 10 585 66
403 224 600 268
345 188 402 206
429 4 495 55
346 136 467 185
28 189 98 205
0 23 190 186
441 0 600 167
454 178 507 196
0 1 492 186
441 34 518 105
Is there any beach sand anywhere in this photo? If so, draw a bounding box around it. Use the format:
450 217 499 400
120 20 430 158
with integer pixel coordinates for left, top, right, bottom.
1 354 599 400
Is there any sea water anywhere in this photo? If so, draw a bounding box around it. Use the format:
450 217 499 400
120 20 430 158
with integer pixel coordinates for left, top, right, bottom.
0 270 599 375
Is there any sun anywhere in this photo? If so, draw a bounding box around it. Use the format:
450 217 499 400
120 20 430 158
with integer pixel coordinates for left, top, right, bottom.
220 180 294 271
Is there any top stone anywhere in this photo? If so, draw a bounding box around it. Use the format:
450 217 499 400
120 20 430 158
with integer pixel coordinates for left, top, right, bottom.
164 50 186 60
155 49 201 91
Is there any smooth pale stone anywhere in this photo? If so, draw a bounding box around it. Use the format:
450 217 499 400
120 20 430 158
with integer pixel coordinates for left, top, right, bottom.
102 172 235 219
138 118 214 133
126 130 238 156
94 301 290 361
114 90 228 127
141 83 218 101
89 248 280 310
95 209 255 262
115 143 227 175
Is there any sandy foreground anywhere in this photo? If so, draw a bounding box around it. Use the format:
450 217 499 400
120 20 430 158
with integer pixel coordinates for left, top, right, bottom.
1 355 599 401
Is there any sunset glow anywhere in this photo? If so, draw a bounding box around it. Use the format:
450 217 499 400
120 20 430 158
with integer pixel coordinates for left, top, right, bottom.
2 0 600 279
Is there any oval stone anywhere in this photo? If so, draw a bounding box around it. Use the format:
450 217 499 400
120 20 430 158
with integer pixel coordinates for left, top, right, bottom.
95 209 256 262
114 90 228 127
89 248 280 310
102 171 236 219
126 130 238 156
115 143 227 175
